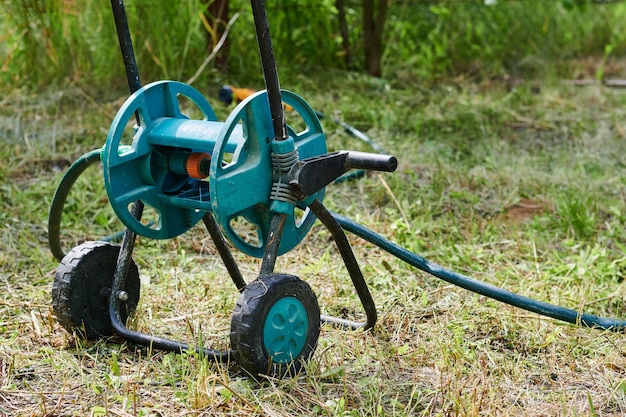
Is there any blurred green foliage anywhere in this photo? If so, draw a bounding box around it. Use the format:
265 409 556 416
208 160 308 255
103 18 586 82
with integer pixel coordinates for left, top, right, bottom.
1 0 625 93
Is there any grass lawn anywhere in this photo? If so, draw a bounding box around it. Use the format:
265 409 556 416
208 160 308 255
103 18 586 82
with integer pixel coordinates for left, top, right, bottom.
1 67 626 416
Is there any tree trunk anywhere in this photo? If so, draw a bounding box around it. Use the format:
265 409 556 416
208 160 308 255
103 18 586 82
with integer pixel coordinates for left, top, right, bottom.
204 0 230 72
336 0 354 70
363 0 388 77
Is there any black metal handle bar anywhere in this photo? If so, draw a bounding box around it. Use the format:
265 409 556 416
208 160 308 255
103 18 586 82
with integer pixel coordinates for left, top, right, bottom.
345 151 397 172
290 151 398 197
110 0 141 127
250 0 286 141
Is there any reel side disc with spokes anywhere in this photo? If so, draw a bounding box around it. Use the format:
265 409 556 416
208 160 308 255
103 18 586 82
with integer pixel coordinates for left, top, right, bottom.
210 90 327 258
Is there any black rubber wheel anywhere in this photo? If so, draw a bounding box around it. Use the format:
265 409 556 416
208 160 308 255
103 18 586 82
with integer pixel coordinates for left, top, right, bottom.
52 241 141 340
230 273 320 378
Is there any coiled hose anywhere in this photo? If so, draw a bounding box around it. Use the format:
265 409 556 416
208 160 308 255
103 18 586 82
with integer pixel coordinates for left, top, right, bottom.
332 212 626 332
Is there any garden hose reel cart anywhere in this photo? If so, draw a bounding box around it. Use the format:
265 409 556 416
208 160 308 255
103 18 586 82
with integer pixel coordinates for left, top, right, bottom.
51 0 397 377
50 0 626 379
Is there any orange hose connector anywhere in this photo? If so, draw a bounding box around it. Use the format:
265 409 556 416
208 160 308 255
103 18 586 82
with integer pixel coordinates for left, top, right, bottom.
186 152 212 179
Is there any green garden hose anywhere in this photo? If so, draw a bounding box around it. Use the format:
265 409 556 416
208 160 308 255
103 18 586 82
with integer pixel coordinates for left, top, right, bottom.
48 148 102 261
332 212 626 332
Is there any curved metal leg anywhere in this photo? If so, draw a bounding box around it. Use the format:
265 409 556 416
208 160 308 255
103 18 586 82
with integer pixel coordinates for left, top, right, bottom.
107 202 232 361
308 199 377 330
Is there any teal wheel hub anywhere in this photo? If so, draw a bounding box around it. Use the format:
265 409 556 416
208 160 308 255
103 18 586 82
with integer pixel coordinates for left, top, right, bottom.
230 273 320 377
263 296 309 363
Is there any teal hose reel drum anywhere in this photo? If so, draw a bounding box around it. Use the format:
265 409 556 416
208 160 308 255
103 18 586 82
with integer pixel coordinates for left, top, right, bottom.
50 0 626 380
102 80 327 257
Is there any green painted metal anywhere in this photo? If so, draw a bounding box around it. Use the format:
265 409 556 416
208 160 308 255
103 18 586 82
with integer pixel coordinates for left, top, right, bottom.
262 296 309 364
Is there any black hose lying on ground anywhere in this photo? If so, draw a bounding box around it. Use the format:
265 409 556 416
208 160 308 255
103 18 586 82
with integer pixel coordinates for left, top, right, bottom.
332 212 626 332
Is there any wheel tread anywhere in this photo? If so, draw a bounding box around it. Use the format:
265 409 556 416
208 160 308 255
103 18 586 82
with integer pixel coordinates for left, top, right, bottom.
230 274 320 377
51 241 140 340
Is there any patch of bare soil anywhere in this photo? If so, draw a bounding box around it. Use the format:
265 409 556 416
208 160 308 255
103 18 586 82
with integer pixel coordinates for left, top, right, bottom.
498 198 550 223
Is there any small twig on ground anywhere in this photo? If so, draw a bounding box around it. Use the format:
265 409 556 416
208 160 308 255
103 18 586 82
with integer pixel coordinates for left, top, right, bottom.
30 310 42 338
377 173 411 230
563 79 626 88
